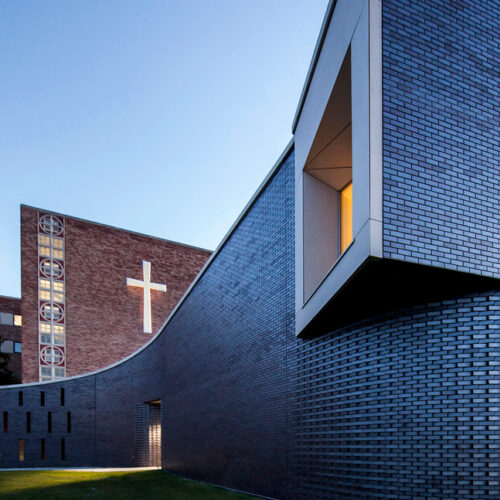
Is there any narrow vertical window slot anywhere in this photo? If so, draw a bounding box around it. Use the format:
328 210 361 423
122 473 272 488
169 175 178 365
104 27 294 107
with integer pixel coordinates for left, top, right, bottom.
61 438 66 461
47 412 52 433
18 391 23 406
40 392 45 406
67 412 71 433
19 439 24 461
3 412 7 433
60 388 65 406
26 412 31 433
41 439 46 460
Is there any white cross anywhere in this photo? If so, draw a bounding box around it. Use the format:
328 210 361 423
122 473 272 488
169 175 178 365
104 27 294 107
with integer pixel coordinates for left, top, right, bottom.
126 261 166 334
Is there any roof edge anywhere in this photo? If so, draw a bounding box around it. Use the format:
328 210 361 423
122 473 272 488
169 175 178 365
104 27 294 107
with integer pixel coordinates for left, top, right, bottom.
3 139 294 389
20 204 212 254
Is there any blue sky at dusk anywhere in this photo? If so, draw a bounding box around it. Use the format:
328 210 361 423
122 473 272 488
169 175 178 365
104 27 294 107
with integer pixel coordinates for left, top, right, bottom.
0 0 329 297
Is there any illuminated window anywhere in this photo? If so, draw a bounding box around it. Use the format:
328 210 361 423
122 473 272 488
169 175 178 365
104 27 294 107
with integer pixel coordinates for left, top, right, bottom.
53 281 64 292
53 292 64 302
39 246 51 257
14 314 22 326
53 249 63 259
52 237 63 249
40 279 51 290
54 324 64 334
40 290 51 300
40 322 51 333
340 182 353 254
39 235 50 246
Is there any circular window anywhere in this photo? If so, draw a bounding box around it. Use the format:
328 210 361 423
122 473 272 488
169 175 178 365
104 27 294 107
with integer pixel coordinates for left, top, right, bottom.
39 258 64 279
39 215 64 235
40 346 65 366
40 302 64 322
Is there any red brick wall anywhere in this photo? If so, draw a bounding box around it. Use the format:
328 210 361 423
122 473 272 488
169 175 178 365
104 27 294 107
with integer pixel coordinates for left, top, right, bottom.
21 206 211 382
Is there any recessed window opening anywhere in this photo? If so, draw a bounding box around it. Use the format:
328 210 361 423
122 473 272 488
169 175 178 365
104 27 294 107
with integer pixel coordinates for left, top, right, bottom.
18 391 23 406
19 440 24 461
47 412 52 433
40 392 45 406
61 439 66 461
60 388 65 406
41 439 46 460
26 412 31 433
303 47 352 301
3 412 8 433
67 412 71 433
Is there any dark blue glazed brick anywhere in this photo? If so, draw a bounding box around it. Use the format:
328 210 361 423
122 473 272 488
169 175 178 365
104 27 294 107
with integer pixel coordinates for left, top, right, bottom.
382 0 499 278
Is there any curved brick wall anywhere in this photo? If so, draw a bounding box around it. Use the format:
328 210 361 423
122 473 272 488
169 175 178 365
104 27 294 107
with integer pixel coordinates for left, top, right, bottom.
293 292 500 499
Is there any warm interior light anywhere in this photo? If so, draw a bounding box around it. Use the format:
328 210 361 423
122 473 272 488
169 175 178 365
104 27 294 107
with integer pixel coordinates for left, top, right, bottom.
14 315 22 327
340 182 353 254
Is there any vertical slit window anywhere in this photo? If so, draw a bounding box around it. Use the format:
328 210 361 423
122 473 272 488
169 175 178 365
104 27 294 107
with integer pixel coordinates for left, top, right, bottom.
67 412 71 433
340 182 353 254
19 440 24 461
3 412 8 433
60 388 65 406
47 412 52 433
18 391 23 406
26 412 31 433
41 439 46 460
40 392 45 406
61 439 66 461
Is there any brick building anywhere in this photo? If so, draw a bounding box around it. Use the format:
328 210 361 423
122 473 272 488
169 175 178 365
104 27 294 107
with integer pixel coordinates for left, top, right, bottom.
0 1 498 498
0 296 22 384
8 206 211 383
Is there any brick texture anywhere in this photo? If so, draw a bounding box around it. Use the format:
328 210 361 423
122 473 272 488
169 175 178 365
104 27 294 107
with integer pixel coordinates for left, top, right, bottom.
21 206 211 382
382 0 500 277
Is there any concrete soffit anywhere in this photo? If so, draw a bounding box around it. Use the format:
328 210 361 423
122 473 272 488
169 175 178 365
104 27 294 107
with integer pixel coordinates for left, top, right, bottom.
294 0 383 336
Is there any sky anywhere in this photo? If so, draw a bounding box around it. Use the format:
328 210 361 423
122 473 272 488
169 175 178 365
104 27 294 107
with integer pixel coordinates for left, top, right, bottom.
0 0 329 298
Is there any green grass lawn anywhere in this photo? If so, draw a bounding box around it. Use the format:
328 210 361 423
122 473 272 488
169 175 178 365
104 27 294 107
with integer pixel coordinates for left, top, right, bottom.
0 470 261 499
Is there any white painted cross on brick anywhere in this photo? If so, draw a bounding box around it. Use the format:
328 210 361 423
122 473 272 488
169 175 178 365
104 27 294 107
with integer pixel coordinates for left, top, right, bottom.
127 261 166 334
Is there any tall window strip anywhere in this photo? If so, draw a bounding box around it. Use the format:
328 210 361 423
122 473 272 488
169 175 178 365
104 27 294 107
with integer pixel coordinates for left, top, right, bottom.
38 213 67 381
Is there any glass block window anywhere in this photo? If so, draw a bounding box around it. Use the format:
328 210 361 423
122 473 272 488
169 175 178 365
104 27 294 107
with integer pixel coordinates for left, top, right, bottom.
38 212 66 382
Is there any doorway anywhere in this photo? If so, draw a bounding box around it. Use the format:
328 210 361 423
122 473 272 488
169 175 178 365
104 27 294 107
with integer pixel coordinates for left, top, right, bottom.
135 400 162 467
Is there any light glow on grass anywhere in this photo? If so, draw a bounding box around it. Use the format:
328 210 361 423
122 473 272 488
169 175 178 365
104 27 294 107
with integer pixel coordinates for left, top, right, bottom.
0 470 261 499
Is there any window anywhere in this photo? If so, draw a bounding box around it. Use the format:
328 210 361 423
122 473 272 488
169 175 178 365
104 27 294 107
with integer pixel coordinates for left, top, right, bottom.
40 290 51 300
60 388 65 406
39 246 51 257
3 411 8 433
40 391 45 406
41 439 46 460
40 279 51 290
41 303 64 322
67 412 71 433
0 313 13 326
19 440 24 461
53 281 64 292
302 48 353 300
18 391 23 406
40 346 64 365
52 237 63 249
39 215 63 235
55 367 66 377
340 182 353 253
26 412 31 433
14 342 21 354
293 0 382 336
53 249 64 259
40 259 64 279
39 235 50 246
13 315 22 326
47 412 52 433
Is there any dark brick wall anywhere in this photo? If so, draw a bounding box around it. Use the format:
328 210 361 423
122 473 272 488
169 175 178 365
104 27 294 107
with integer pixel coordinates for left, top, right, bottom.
382 0 499 277
21 206 211 382
291 292 500 499
159 151 295 499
